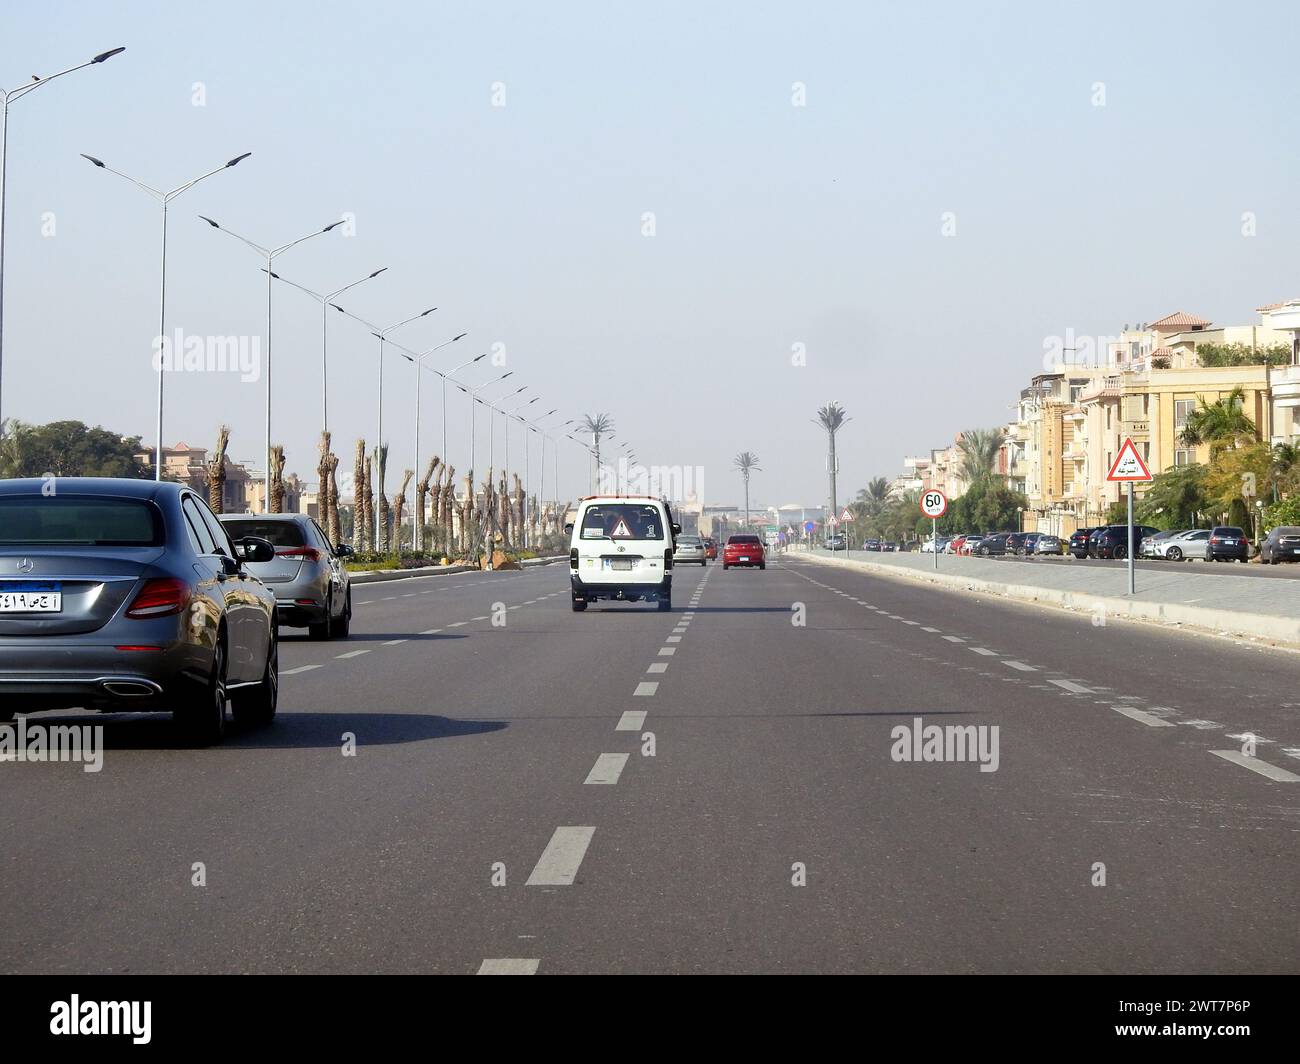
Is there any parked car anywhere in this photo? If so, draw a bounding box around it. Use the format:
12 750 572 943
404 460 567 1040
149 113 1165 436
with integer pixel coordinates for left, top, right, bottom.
826 534 847 551
673 534 708 566
1019 532 1045 555
977 533 1011 556
1208 526 1249 563
1092 524 1163 560
880 541 897 552
1140 529 1185 559
723 534 766 570
1259 525 1300 564
948 534 969 555
1068 527 1097 559
1005 532 1028 555
0 477 278 744
1033 534 1064 556
1156 528 1210 562
220 514 353 639
959 535 986 556
864 538 882 552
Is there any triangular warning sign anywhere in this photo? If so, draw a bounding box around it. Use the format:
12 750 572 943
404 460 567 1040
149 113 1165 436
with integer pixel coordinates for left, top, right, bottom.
840 508 854 522
1106 438 1152 482
610 518 634 538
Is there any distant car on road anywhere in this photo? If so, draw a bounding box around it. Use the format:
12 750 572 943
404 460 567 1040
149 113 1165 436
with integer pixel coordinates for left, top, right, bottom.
1208 526 1249 563
826 534 847 551
567 496 680 611
723 534 766 570
220 513 353 639
703 538 718 560
864 538 882 552
1068 527 1096 559
1260 526 1300 564
0 478 279 744
673 534 707 566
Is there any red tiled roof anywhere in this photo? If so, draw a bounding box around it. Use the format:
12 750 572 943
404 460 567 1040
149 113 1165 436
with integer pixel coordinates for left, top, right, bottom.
1256 300 1299 312
1149 311 1212 329
1150 346 1175 358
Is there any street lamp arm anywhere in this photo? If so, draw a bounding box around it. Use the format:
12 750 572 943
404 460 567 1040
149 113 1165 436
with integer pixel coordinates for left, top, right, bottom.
198 216 271 257
263 268 326 302
78 154 164 199
164 154 250 201
4 46 124 103
270 219 344 258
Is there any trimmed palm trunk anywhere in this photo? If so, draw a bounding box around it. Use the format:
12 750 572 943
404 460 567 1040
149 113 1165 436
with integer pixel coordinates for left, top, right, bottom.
269 445 286 514
353 439 368 551
391 469 413 550
207 425 230 513
416 455 441 553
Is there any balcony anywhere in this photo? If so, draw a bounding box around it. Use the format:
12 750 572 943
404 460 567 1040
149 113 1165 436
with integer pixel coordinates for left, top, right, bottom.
1275 365 1300 409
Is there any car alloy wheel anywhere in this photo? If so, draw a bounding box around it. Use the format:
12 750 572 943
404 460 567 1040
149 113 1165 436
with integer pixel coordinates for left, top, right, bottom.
1166 547 1182 561
179 639 227 746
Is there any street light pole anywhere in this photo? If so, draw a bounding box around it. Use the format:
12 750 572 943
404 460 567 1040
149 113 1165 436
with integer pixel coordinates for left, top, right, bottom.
0 46 126 430
199 215 344 508
82 152 251 479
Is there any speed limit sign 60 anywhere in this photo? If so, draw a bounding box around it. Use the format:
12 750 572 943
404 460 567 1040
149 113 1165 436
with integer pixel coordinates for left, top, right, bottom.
920 490 948 519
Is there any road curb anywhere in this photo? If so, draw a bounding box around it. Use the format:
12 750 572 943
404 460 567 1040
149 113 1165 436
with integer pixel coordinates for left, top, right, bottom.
348 555 566 584
797 551 1300 649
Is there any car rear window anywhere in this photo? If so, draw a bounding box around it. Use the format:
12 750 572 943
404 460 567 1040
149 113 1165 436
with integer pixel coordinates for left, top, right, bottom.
0 496 162 546
579 504 665 541
729 535 761 544
221 519 307 547
1213 527 1244 536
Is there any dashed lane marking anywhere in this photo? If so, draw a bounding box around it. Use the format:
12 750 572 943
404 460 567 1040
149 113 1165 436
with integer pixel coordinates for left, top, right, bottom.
1209 751 1300 783
634 682 659 696
526 827 596 886
584 753 629 785
1048 679 1093 694
1112 705 1175 727
646 663 668 674
281 664 323 676
616 711 647 731
478 959 538 975
336 649 370 659
1003 660 1037 672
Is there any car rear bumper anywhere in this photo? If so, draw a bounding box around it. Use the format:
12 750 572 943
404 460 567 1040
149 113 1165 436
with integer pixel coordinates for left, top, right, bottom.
723 556 764 566
571 574 671 601
0 640 204 712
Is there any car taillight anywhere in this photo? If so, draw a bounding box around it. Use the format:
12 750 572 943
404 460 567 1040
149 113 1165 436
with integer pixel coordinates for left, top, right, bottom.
570 547 579 569
126 577 190 619
277 546 321 562
664 548 673 570
1210 536 1221 544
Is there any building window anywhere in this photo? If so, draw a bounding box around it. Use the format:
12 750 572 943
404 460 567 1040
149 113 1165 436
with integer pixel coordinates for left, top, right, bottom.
1174 449 1190 467
1174 399 1195 428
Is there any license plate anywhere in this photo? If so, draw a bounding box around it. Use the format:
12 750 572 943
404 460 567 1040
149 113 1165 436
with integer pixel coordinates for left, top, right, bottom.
738 556 750 562
0 582 62 613
609 559 634 571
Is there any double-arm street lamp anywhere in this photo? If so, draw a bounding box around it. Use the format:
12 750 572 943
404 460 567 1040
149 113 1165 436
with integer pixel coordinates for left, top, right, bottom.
394 332 468 549
264 266 389 433
0 45 126 427
199 214 344 505
82 152 251 478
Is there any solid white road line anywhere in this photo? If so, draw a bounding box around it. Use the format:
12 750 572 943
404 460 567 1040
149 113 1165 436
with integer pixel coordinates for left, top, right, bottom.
478 958 538 975
1048 679 1093 694
646 662 668 674
634 682 659 696
336 649 370 659
1003 660 1037 672
1112 705 1175 727
616 710 647 731
281 664 323 676
526 826 596 885
969 647 997 656
584 753 630 785
1210 751 1300 782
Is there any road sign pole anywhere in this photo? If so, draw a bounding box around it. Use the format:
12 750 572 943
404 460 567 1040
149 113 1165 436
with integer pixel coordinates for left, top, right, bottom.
933 516 938 570
1127 481 1135 596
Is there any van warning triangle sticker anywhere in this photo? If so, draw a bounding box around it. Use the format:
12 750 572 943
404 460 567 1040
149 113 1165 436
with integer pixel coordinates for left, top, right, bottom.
1106 437 1153 482
610 518 634 538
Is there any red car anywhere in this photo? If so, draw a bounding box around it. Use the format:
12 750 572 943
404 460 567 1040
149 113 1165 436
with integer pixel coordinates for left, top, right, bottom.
704 538 718 560
723 534 765 570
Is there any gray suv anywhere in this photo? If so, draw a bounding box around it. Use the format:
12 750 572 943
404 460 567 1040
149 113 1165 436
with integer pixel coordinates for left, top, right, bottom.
219 513 352 639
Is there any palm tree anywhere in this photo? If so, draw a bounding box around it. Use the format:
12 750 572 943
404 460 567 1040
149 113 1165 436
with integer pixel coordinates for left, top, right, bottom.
268 445 286 513
856 476 891 514
207 425 230 513
814 402 849 522
1270 440 1299 501
581 413 614 492
733 452 761 527
1178 386 1256 455
353 439 368 551
373 443 389 551
956 428 1003 486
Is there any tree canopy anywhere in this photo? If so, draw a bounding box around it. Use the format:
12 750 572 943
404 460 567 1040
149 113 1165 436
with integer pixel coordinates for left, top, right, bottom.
0 419 150 479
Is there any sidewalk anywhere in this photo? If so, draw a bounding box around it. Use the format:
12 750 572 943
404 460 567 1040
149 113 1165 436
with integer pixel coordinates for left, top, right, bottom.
797 549 1300 648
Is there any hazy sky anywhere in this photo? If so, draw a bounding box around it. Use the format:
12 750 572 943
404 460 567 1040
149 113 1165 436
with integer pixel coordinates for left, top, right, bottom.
2 1 1296 508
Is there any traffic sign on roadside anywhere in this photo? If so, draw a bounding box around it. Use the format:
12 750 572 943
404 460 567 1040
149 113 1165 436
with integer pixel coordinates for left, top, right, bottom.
920 490 948 519
839 508 854 523
803 521 815 533
1106 438 1152 482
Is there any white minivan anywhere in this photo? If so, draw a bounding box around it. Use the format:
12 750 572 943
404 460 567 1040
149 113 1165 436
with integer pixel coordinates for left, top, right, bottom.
566 496 680 612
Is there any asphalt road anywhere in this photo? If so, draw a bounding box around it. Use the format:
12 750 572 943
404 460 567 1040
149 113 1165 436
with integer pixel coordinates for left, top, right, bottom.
2 557 1297 974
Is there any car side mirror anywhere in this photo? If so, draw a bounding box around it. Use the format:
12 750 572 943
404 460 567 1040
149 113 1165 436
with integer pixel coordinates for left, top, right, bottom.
672 523 681 535
335 543 355 557
564 523 574 535
235 536 275 564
